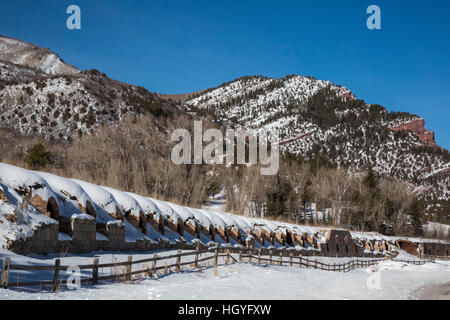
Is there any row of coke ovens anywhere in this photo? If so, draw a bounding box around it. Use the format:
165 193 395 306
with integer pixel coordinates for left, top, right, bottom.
0 163 448 257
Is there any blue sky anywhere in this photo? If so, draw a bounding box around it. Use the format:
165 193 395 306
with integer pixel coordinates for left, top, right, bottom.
1 0 449 149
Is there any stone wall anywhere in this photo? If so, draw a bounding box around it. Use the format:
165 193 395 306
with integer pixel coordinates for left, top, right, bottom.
423 242 450 257
8 223 59 255
322 230 360 257
70 217 97 253
6 219 450 259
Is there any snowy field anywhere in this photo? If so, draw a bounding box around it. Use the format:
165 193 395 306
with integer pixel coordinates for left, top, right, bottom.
0 249 449 300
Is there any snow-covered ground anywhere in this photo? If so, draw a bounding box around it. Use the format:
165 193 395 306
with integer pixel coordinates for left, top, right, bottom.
0 249 448 300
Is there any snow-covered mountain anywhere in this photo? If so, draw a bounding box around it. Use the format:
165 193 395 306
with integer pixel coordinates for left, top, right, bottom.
183 75 450 215
0 36 79 75
0 36 448 217
0 36 175 141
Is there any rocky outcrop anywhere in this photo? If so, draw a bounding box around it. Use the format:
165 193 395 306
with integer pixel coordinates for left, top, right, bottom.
390 118 436 146
0 189 7 203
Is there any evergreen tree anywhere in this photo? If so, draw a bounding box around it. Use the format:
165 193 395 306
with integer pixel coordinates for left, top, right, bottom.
23 143 52 170
266 176 292 218
409 199 424 237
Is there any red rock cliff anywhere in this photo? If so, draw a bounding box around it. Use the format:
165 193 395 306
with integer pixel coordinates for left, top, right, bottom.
390 118 436 146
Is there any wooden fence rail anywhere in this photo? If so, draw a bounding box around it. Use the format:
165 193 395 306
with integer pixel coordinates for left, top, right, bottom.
0 246 434 291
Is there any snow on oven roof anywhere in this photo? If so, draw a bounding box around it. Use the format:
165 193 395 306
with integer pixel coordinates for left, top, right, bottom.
284 222 318 235
254 218 277 233
123 219 148 243
212 212 238 229
0 182 57 248
102 186 144 219
197 209 227 230
149 197 182 223
0 163 61 207
189 208 214 229
222 213 252 233
34 171 93 208
34 171 98 219
70 179 124 217
164 201 195 222
126 192 162 219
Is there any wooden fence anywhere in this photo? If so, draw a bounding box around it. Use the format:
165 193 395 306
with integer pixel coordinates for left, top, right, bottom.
393 258 435 265
0 246 433 291
421 254 449 261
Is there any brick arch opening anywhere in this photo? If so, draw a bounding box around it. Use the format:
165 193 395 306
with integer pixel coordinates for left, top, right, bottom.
209 225 216 241
176 219 184 235
46 197 60 220
115 206 124 221
285 230 295 246
158 216 165 235
194 223 201 237
85 201 96 218
139 211 147 234
335 235 340 252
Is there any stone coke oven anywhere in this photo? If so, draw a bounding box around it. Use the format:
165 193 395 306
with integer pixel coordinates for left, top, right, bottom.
396 240 417 255
323 230 358 257
423 242 450 257
124 210 147 234
147 214 165 235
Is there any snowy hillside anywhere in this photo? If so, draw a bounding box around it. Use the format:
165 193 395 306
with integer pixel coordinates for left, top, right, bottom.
0 36 79 75
0 37 175 141
184 75 450 213
0 36 448 217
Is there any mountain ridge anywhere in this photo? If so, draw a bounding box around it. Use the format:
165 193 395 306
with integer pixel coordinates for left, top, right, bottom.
0 36 448 219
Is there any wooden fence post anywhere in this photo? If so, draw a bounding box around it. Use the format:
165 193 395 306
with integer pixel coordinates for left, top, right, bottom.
164 260 169 275
176 249 181 272
248 249 252 263
279 251 283 266
306 258 309 269
314 259 317 269
269 249 273 265
152 253 157 274
289 251 293 267
226 244 231 264
239 247 243 262
126 256 132 283
1 258 11 289
92 258 99 285
52 259 61 292
195 244 200 268
214 247 219 267
258 249 262 264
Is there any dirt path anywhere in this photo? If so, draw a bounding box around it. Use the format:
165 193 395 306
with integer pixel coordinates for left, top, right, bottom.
410 282 450 300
